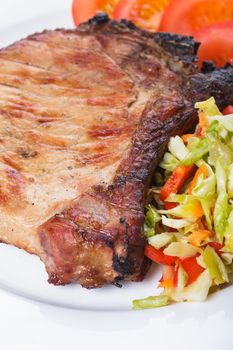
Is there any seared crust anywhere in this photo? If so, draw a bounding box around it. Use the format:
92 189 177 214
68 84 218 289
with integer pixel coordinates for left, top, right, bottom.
0 14 233 288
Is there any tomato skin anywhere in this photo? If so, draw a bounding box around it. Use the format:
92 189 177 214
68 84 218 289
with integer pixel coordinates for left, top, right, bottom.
223 105 233 115
114 0 134 20
159 0 233 36
180 256 204 285
195 21 233 68
144 245 177 266
72 0 119 25
72 0 98 26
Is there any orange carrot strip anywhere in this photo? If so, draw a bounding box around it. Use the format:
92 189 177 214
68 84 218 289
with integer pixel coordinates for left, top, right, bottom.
159 279 174 289
188 230 213 247
196 111 208 137
181 133 195 144
187 164 208 194
190 202 204 219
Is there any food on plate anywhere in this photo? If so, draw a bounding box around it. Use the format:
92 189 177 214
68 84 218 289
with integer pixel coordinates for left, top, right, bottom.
0 14 233 289
133 98 233 309
113 0 170 31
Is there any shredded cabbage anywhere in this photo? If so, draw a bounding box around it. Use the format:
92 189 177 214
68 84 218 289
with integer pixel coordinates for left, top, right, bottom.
195 97 222 117
203 246 229 285
163 242 198 259
192 162 216 198
135 97 233 310
144 224 155 238
199 198 213 230
224 210 233 252
145 205 161 228
161 216 191 229
171 270 212 302
159 152 180 172
168 136 189 161
214 191 229 243
182 138 209 166
215 160 227 193
166 193 191 203
132 295 169 310
208 114 233 132
208 134 233 166
144 205 161 238
148 232 174 250
176 265 188 290
159 199 203 219
228 164 233 198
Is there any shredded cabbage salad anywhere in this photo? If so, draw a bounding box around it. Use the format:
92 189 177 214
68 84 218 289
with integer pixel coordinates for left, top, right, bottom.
133 97 233 310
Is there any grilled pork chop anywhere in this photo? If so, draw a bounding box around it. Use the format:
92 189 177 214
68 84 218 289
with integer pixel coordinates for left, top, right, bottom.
0 14 233 288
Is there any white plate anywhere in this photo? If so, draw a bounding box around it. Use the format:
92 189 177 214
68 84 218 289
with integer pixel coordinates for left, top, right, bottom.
0 1 233 349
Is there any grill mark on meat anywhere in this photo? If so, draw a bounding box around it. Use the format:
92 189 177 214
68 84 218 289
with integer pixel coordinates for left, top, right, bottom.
76 152 116 166
88 125 132 139
3 155 22 171
21 130 68 148
0 57 52 73
0 14 233 288
6 168 24 194
0 58 127 96
0 108 62 124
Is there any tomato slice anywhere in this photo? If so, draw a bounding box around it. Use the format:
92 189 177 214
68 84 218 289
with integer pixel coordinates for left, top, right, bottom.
72 0 119 26
113 0 170 31
144 245 177 266
195 21 233 68
159 0 233 36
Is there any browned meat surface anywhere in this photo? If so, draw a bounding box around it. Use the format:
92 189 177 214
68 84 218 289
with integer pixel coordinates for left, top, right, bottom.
0 14 233 288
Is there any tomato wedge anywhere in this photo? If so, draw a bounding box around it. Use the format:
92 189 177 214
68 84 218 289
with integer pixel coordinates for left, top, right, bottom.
72 0 119 26
144 245 177 266
113 0 169 31
159 0 233 36
195 21 233 68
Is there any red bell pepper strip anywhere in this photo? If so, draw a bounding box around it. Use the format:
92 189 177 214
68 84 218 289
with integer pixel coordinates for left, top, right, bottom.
160 165 196 202
223 105 233 115
164 202 177 210
187 164 208 195
144 245 177 266
208 242 224 255
180 256 204 286
196 111 209 137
